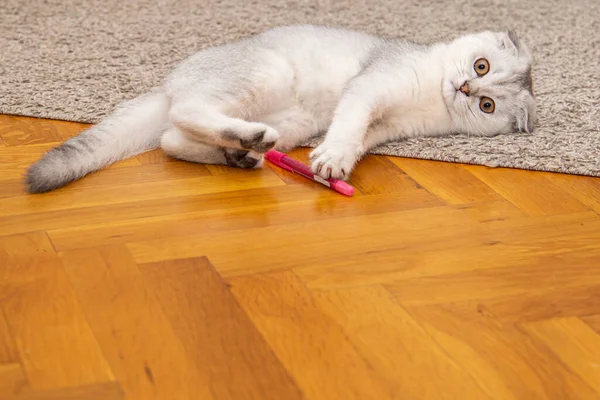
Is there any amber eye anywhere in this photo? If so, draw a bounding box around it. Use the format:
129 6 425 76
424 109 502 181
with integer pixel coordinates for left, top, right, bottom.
479 97 495 113
474 58 490 76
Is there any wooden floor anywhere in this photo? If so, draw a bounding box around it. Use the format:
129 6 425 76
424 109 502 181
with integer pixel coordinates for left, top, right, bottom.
1 114 600 399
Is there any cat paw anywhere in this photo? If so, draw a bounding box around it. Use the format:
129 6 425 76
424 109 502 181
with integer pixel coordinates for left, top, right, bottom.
309 142 358 180
224 149 264 169
239 126 279 153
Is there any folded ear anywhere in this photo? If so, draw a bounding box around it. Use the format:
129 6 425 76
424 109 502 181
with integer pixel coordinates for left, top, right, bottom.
501 30 533 61
507 30 522 49
513 106 535 133
500 30 518 53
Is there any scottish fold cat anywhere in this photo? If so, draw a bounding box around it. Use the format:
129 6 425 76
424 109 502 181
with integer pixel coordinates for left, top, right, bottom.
26 24 535 193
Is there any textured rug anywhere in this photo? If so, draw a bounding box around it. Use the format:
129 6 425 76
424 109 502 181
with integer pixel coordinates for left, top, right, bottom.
1 0 599 176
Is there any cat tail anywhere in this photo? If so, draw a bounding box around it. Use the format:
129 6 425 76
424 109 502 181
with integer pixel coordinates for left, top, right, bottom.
26 88 170 193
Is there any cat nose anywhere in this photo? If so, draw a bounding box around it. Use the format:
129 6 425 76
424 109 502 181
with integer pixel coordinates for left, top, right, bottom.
459 82 471 96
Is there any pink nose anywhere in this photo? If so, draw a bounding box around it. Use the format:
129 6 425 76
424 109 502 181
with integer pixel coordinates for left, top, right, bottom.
460 82 470 96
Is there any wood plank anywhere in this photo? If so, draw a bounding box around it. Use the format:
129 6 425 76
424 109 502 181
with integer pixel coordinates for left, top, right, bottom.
386 248 600 305
346 155 423 195
0 168 284 217
453 199 525 222
57 162 212 190
465 166 589 216
522 317 600 393
0 144 60 180
547 173 600 214
0 115 91 143
205 164 239 176
0 180 26 200
406 303 597 400
0 382 123 400
581 315 600 334
0 232 113 390
229 271 394 400
296 211 600 291
313 286 492 400
126 205 471 274
298 245 600 291
0 116 63 146
0 184 334 237
49 187 441 251
0 364 28 396
60 246 215 400
139 257 302 400
0 144 139 181
0 309 18 364
479 285 600 324
390 158 501 204
128 209 600 277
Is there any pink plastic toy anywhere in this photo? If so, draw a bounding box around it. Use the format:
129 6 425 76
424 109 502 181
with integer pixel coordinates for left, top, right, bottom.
265 149 355 197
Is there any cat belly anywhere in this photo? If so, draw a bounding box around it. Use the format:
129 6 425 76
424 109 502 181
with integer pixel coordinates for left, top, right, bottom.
262 68 351 135
258 87 341 139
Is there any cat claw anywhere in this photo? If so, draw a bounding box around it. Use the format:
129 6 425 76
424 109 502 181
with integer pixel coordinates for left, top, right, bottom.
309 143 356 180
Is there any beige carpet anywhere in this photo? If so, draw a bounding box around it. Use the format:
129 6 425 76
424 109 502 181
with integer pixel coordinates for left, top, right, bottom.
1 0 599 176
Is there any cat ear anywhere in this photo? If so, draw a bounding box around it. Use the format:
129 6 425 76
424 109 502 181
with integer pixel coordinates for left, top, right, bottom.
513 107 535 133
500 30 520 54
501 30 533 61
507 30 522 48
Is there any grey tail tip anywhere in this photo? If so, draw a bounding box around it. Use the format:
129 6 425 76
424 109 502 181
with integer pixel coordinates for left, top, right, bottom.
26 178 63 194
25 161 70 194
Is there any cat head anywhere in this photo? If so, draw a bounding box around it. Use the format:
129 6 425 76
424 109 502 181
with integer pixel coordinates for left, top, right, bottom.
441 30 536 136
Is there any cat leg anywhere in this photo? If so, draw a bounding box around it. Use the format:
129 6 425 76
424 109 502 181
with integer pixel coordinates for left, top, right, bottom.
362 120 403 151
168 101 280 154
309 56 430 180
309 73 389 180
160 127 263 168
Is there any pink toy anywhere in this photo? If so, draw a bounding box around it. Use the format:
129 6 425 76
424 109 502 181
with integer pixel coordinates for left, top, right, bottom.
265 149 355 197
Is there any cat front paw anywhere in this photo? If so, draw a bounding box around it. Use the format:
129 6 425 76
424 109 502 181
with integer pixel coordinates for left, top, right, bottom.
309 142 360 180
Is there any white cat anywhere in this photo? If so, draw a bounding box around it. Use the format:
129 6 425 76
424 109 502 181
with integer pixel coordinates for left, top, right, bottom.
26 24 535 193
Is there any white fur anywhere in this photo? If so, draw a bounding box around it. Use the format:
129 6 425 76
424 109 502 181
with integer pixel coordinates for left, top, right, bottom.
26 24 535 192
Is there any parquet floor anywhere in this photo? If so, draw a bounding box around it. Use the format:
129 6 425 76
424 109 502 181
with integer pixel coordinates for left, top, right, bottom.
1 114 600 400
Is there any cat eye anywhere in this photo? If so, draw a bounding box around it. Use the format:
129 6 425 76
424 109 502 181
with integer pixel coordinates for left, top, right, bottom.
474 58 490 76
479 97 495 113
